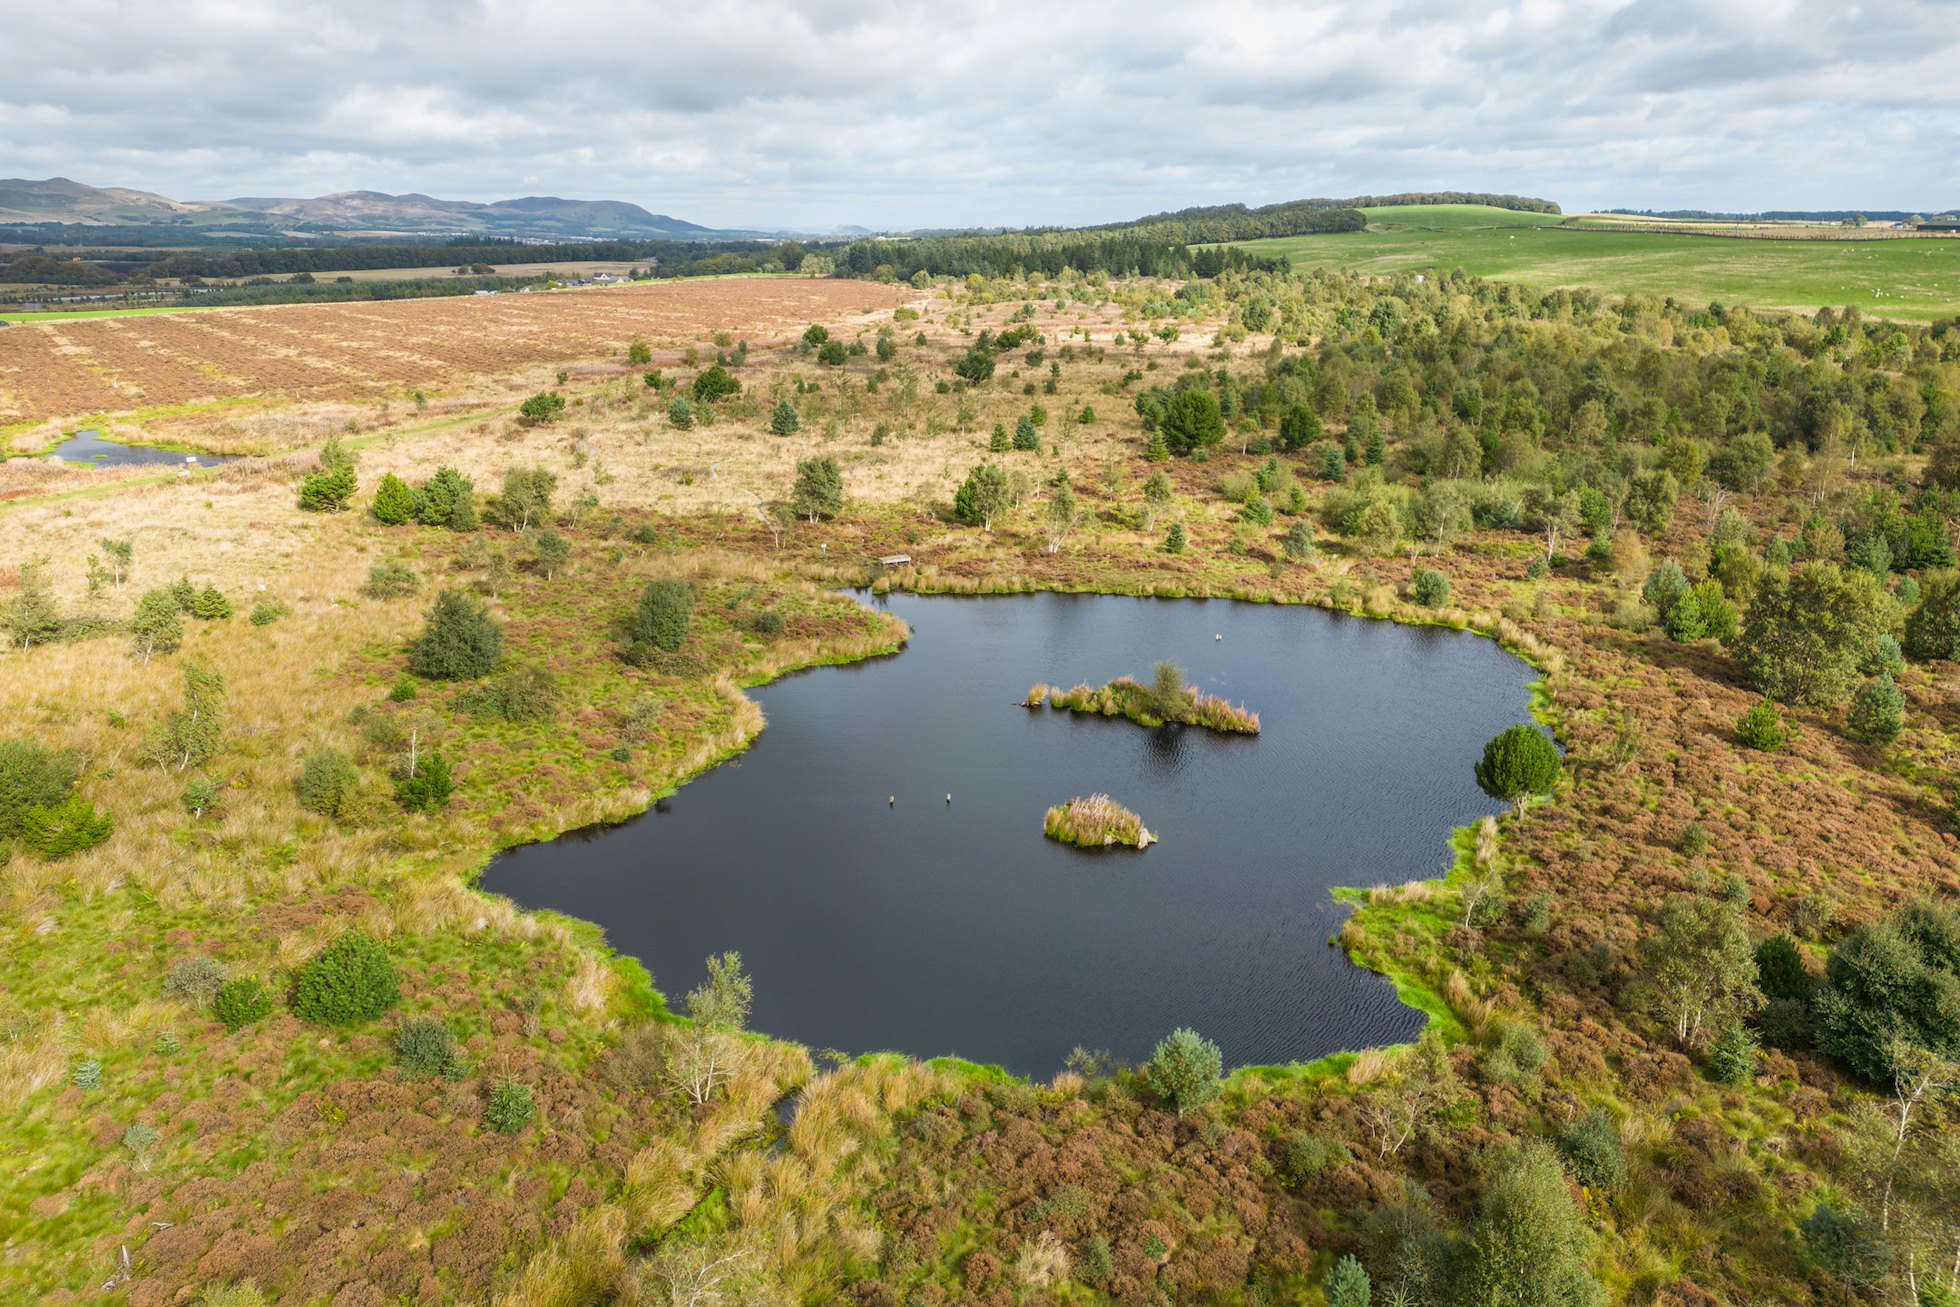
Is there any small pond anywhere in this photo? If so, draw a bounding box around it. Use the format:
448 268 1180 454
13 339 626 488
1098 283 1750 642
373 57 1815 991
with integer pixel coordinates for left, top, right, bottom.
480 592 1542 1074
36 430 234 468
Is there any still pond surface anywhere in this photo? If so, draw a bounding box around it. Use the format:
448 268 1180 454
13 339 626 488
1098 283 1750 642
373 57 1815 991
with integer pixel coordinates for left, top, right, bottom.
40 430 233 467
481 592 1540 1074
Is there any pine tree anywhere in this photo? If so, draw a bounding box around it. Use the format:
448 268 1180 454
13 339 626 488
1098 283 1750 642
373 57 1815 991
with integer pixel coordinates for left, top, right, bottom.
371 473 416 525
770 399 800 436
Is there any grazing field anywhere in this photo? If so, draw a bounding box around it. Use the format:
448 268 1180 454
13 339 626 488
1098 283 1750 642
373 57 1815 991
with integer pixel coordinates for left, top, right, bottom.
0 277 911 448
1234 203 1960 321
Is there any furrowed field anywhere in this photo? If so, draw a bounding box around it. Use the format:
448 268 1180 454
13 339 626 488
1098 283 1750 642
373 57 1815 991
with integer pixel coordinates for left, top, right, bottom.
1234 204 1960 323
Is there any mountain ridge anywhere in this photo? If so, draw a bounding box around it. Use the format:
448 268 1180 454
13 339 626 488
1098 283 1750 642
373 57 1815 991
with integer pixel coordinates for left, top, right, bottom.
0 177 743 240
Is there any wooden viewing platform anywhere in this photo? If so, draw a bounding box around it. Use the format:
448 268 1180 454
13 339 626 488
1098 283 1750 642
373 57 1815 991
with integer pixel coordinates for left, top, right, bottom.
876 554 912 568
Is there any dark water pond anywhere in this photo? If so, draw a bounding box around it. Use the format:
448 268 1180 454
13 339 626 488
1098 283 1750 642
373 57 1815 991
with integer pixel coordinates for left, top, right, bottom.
39 430 233 467
481 592 1541 1074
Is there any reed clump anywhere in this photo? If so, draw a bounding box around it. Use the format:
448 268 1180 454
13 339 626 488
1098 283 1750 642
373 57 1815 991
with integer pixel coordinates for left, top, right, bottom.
1043 793 1156 849
1035 660 1259 734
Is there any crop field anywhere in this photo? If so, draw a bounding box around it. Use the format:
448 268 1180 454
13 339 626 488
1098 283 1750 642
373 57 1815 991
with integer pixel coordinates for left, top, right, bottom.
1234 204 1960 322
0 277 912 443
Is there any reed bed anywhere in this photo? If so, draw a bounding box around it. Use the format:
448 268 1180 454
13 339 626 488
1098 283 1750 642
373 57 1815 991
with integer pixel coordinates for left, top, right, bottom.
1043 793 1155 849
1038 675 1260 734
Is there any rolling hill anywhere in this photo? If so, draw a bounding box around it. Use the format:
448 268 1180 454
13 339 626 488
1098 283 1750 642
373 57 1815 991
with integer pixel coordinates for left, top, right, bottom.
0 177 740 241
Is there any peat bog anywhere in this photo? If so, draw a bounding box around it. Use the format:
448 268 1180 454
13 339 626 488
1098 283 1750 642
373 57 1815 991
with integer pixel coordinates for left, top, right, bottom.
482 592 1540 1075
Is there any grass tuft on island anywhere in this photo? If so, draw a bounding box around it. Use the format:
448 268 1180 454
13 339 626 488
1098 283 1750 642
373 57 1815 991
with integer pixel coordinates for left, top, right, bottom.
1044 793 1156 849
1026 660 1260 734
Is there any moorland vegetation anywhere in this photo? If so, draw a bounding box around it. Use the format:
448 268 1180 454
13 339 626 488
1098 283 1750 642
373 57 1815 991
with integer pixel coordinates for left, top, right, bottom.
1 236 1960 1305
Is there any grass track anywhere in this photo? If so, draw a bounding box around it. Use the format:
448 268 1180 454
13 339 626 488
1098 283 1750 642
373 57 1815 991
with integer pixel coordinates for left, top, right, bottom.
1233 204 1960 322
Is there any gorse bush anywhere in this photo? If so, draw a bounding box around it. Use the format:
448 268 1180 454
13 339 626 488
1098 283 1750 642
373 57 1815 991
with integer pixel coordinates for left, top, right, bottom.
214 977 273 1031
291 931 398 1026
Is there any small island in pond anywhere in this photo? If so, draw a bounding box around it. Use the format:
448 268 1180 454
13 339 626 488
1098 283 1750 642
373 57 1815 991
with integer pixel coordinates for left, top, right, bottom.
1044 794 1156 849
1025 660 1260 735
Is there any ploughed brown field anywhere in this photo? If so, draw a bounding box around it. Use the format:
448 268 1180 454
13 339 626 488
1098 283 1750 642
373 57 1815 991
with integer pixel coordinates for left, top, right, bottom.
0 278 912 430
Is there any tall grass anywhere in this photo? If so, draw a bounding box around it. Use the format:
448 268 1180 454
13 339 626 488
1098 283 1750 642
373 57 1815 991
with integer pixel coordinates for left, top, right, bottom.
1045 674 1260 734
1043 794 1155 849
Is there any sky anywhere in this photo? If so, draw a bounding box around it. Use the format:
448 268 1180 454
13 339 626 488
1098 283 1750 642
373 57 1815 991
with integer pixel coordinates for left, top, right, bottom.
4 0 1958 232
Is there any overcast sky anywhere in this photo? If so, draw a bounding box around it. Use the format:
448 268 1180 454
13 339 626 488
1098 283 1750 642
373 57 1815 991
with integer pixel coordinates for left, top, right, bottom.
5 0 1957 231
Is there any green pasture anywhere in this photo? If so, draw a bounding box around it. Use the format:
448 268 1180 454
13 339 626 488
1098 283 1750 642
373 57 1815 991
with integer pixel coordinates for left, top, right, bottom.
1233 205 1960 322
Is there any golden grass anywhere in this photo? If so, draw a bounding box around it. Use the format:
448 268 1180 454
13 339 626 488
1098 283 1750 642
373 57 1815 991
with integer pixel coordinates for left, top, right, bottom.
1043 793 1155 848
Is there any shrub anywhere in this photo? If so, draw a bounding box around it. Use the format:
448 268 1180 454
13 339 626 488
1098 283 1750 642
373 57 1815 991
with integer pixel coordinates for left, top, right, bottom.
123 1121 160 1156
360 561 420 599
518 391 567 424
291 930 399 1026
214 977 273 1031
1706 1022 1758 1084
1734 700 1788 752
1555 1109 1627 1191
394 1016 465 1078
1283 1132 1350 1186
746 609 785 637
371 472 416 525
388 675 419 703
1145 1027 1222 1116
415 466 477 530
296 749 359 818
409 591 503 680
1282 520 1316 562
692 363 740 403
769 399 800 435
394 753 455 814
189 585 232 620
791 457 844 521
164 956 228 1007
1641 559 1689 619
298 438 358 512
1812 902 1960 1082
1845 673 1905 746
817 338 848 366
1411 568 1449 607
1474 724 1562 818
19 796 113 858
1325 1255 1371 1307
485 1079 536 1134
181 776 223 819
247 601 288 626
1479 1020 1549 1087
0 739 80 837
462 666 560 722
1755 933 1813 1001
1678 822 1710 856
1166 522 1186 554
623 579 695 663
1458 1142 1605 1307
131 588 185 660
666 395 695 429
1904 570 1960 663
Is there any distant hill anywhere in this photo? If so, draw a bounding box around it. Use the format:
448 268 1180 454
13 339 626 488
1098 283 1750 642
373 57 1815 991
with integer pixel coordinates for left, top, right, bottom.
0 177 743 241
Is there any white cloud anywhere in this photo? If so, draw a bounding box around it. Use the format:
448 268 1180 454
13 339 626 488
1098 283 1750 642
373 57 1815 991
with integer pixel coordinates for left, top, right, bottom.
1 0 1955 229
